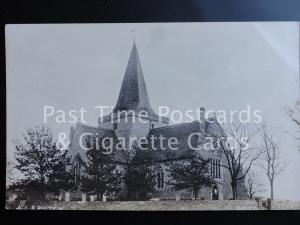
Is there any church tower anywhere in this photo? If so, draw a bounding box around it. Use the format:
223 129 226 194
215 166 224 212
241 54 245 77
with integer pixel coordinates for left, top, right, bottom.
98 41 169 151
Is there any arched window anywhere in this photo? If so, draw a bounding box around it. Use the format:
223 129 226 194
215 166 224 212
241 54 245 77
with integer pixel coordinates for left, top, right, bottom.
210 158 221 179
113 123 117 130
73 161 81 186
157 170 164 189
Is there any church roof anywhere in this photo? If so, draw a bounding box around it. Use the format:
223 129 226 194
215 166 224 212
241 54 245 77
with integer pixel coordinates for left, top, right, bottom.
143 119 226 162
113 42 159 119
135 149 197 163
68 119 225 164
148 121 202 151
66 123 129 164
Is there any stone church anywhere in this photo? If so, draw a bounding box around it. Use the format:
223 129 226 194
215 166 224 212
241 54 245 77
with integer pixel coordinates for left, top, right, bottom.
66 41 248 200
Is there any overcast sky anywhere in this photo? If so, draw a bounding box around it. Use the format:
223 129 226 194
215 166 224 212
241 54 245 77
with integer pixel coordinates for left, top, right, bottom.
6 22 300 200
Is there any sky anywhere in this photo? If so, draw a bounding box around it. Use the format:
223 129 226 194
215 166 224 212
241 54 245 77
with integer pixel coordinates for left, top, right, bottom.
6 22 300 200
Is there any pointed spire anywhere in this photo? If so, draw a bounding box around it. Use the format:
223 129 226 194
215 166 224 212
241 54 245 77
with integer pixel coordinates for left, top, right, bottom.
113 42 158 118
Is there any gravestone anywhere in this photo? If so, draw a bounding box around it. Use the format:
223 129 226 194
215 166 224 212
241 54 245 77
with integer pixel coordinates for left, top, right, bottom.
266 198 272 209
58 193 63 201
175 193 180 201
102 194 107 202
65 192 70 202
90 195 95 202
255 197 262 209
81 193 86 203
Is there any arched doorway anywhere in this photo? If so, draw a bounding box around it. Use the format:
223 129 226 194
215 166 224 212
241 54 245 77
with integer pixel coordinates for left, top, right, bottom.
212 186 219 200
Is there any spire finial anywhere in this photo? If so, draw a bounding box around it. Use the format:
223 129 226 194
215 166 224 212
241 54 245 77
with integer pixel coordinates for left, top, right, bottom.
131 29 135 43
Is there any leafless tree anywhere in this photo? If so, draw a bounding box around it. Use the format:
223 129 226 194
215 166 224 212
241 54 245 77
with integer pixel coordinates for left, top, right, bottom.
257 123 285 199
211 121 261 200
245 171 266 199
286 101 300 151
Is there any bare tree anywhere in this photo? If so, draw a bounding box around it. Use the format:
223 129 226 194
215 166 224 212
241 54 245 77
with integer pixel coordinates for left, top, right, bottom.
258 123 285 199
212 121 261 200
287 101 300 127
245 171 266 199
286 101 300 150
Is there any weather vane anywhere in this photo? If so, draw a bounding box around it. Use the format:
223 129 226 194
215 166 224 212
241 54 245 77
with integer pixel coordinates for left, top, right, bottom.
131 29 135 43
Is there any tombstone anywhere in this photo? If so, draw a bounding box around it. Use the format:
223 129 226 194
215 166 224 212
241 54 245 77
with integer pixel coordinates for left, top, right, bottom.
175 193 180 201
266 198 272 210
102 194 107 202
90 195 95 202
65 192 70 202
255 197 262 209
58 193 63 201
81 193 86 203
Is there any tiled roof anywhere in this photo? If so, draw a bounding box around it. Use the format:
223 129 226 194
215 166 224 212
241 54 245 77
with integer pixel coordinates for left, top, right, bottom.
67 123 129 164
68 118 225 164
135 148 197 163
148 121 202 151
144 119 225 161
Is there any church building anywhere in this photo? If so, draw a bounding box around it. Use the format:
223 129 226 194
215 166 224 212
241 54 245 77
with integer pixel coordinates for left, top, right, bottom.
66 40 248 200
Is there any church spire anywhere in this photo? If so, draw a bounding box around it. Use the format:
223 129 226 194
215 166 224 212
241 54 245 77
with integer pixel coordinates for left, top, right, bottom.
113 42 158 118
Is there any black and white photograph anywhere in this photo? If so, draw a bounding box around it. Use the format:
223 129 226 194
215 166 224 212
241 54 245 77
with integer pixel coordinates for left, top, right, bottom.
5 22 300 210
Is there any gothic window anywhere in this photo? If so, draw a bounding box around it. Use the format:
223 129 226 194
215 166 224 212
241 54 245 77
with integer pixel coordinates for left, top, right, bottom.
151 123 154 129
113 123 117 130
218 160 221 178
210 159 221 179
73 160 81 186
210 159 213 177
157 171 164 189
215 159 218 178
